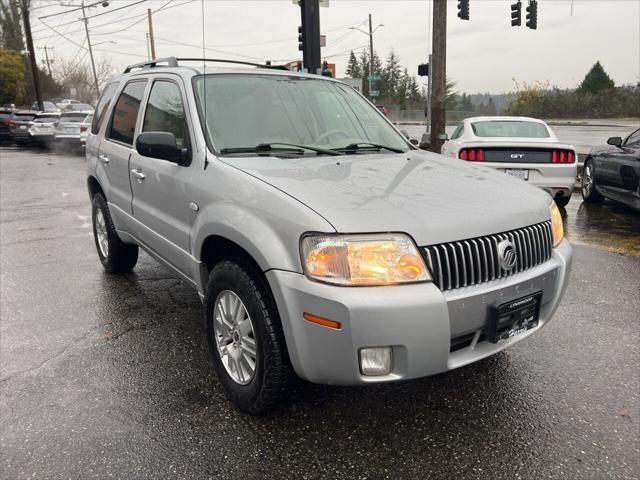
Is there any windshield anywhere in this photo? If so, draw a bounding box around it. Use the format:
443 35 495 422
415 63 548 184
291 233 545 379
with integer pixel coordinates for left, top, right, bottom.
34 114 59 122
471 120 549 138
60 113 87 122
193 74 409 155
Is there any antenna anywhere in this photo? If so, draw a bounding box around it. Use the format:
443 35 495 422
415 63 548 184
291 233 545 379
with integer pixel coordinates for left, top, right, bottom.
201 0 209 169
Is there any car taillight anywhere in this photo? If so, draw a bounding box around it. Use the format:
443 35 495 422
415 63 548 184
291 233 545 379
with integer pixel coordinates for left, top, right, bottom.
458 148 484 161
3 119 14 126
551 149 576 164
80 125 88 133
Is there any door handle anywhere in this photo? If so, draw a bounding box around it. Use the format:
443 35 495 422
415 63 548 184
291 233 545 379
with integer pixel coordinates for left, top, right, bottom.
99 154 110 164
131 168 146 183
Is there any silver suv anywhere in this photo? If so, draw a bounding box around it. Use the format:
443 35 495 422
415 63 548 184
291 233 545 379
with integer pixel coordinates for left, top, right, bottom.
87 57 572 414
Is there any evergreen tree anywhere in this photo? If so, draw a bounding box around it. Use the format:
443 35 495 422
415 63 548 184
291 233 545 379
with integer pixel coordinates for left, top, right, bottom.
459 93 474 112
396 68 410 109
345 51 362 79
578 61 615 94
408 75 422 104
382 50 402 100
445 78 458 110
358 50 369 96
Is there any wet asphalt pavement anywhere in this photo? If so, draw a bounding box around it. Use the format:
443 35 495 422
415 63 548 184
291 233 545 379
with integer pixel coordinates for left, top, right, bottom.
1 146 639 479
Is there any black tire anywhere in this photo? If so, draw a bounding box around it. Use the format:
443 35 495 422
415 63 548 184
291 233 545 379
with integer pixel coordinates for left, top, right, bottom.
204 260 291 414
582 159 605 204
91 193 138 273
554 195 571 208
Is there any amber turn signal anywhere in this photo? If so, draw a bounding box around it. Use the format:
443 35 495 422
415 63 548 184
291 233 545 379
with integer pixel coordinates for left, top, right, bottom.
303 312 341 330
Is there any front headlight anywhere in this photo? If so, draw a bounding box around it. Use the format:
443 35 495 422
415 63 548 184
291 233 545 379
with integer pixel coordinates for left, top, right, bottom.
300 233 431 286
550 202 564 247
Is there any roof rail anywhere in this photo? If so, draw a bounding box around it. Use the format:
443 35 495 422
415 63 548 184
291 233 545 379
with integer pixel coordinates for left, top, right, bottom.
123 56 289 73
123 56 179 73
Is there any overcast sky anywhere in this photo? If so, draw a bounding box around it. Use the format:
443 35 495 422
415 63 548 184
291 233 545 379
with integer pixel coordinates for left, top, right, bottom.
31 0 640 93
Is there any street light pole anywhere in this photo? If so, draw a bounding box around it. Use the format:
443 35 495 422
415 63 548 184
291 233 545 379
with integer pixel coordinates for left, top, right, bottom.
80 0 99 96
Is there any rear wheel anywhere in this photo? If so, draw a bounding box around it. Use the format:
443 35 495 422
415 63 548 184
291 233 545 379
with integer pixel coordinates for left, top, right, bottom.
92 193 138 273
582 159 604 203
204 260 291 414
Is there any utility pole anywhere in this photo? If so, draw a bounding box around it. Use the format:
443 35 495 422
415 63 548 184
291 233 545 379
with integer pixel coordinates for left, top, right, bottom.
349 16 383 102
429 0 447 153
21 0 43 111
368 14 374 101
80 0 99 96
298 0 321 74
147 8 156 60
38 45 54 76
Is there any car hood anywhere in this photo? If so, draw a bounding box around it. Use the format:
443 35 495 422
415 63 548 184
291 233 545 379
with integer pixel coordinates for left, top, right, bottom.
222 150 552 246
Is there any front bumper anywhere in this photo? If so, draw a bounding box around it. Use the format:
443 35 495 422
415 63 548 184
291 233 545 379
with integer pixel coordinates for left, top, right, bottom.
268 239 572 385
485 163 577 198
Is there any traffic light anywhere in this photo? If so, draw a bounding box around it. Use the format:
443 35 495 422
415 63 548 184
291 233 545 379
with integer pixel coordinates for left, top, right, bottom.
457 0 469 20
511 1 521 27
526 0 537 29
298 26 304 51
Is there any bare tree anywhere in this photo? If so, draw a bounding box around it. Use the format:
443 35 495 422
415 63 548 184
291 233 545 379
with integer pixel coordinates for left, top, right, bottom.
51 55 118 103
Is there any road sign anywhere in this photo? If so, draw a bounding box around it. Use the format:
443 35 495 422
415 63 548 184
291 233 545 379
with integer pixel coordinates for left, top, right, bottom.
367 74 381 81
370 90 380 97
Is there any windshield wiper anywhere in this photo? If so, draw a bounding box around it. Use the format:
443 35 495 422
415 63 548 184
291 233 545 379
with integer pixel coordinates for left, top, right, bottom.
336 142 405 154
220 142 342 156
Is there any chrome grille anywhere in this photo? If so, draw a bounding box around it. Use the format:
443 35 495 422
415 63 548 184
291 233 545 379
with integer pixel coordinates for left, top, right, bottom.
422 221 553 291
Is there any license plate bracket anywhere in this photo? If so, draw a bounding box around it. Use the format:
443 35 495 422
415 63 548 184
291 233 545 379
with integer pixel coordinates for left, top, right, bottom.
487 291 542 343
505 168 529 180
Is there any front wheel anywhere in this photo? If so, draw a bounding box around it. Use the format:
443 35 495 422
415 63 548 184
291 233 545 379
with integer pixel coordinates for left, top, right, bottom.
554 195 571 208
92 193 138 273
582 159 604 203
204 260 291 414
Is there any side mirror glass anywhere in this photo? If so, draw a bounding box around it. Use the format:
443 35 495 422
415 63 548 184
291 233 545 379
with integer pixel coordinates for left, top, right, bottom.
410 138 419 146
607 136 623 147
136 131 188 165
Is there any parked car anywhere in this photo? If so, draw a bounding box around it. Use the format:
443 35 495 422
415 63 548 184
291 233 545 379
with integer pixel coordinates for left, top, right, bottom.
53 110 93 149
56 99 81 110
376 105 388 116
441 116 577 207
30 101 61 112
87 57 572 414
29 111 61 145
582 128 640 210
79 113 93 147
0 107 15 142
67 103 94 112
8 110 39 145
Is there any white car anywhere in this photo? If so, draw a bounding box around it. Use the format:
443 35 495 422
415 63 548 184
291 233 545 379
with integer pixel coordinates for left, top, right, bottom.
53 110 93 149
441 116 577 207
79 113 93 147
55 99 81 111
28 112 60 144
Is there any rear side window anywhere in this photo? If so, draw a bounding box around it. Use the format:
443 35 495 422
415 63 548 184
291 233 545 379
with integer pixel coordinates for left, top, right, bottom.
142 81 189 150
92 82 119 134
108 81 146 145
451 123 464 139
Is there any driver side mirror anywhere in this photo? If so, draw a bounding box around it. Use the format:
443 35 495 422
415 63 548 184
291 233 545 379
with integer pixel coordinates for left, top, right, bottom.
607 136 623 147
136 131 189 165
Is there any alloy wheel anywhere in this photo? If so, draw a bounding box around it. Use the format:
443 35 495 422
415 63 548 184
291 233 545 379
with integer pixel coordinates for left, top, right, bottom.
213 290 257 385
95 208 109 257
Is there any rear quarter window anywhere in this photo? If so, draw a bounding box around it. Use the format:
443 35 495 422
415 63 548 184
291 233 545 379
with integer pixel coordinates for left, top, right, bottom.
91 82 119 135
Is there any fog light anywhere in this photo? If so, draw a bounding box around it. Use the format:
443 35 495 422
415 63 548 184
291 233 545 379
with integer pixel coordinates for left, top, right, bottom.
359 347 393 376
